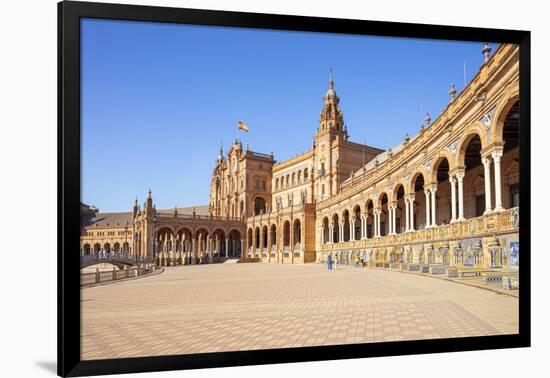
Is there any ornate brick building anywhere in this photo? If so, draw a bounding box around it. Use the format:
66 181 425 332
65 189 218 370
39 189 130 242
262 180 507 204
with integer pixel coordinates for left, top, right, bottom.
81 43 520 270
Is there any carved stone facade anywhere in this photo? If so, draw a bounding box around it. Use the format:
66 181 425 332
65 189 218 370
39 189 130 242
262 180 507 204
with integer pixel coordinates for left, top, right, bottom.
81 43 520 270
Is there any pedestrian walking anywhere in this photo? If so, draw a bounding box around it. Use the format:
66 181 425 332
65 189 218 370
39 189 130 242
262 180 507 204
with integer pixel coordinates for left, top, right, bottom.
334 254 340 270
327 254 333 271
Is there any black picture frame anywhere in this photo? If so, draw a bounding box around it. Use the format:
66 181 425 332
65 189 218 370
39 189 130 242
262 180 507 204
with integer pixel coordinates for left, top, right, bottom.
58 1 531 376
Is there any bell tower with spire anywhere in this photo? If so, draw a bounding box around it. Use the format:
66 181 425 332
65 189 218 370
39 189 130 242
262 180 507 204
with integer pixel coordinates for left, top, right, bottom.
313 70 349 200
317 69 348 139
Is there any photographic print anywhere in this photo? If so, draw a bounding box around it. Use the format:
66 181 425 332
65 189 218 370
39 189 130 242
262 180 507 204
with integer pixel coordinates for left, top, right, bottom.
60 2 529 375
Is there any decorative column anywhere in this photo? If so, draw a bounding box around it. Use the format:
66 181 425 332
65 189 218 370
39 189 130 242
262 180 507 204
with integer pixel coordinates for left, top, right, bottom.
409 196 415 231
392 205 397 234
388 204 396 235
350 219 355 241
225 238 229 258
375 209 381 237
361 216 367 239
329 224 334 243
240 239 244 257
492 149 504 212
424 189 431 228
206 236 211 263
388 204 394 235
430 187 437 227
373 211 377 237
457 171 465 220
482 156 493 214
450 176 457 222
339 222 344 243
191 238 196 264
259 228 263 254
405 199 410 231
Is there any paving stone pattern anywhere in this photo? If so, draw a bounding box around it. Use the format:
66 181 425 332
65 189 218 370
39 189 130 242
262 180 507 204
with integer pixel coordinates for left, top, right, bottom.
81 264 518 360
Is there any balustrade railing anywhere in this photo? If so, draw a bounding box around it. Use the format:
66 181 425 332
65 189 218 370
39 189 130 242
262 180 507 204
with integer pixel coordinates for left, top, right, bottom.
156 213 242 222
81 252 136 266
80 266 157 287
320 208 518 252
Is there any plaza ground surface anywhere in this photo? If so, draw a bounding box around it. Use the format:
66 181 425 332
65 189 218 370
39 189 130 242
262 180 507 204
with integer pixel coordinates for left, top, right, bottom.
81 263 518 360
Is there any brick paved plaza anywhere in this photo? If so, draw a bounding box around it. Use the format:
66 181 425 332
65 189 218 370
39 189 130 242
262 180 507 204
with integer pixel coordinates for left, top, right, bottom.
81 264 518 360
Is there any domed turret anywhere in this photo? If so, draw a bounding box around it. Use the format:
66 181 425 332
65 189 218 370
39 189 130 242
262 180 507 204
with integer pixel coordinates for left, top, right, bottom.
326 70 337 98
318 69 346 137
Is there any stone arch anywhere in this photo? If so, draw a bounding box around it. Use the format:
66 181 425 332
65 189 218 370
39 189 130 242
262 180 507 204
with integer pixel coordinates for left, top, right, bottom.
262 225 268 249
269 224 277 248
228 229 242 257
253 196 267 215
429 150 455 183
322 216 330 244
491 90 520 144
283 220 291 247
254 226 261 249
247 228 253 249
176 227 193 254
332 213 340 243
342 209 351 242
364 199 374 239
393 183 406 234
456 125 487 168
352 204 361 240
157 225 176 238
83 243 91 255
293 219 302 247
375 191 390 209
364 198 374 210
408 170 426 195
212 228 226 256
176 226 193 237
391 181 406 202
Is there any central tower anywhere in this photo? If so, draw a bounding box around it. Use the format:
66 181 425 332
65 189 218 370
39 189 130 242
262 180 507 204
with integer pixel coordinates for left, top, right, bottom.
313 71 349 201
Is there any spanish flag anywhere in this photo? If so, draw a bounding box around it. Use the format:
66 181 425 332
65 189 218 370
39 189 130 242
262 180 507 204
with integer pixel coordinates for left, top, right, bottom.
238 121 249 132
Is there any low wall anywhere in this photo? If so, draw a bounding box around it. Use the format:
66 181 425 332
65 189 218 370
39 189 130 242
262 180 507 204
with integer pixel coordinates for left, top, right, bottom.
80 266 161 287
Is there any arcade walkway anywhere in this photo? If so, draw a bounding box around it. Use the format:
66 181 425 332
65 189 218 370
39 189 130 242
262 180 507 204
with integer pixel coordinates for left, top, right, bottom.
81 263 518 360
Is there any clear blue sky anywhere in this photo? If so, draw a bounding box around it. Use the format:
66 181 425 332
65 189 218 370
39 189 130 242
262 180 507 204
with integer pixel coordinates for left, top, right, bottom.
81 18 491 212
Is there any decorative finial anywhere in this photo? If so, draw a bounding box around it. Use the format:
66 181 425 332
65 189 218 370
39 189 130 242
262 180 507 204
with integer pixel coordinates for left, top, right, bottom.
246 143 249 151
148 188 152 198
419 124 425 132
329 68 334 89
449 83 457 101
387 148 393 158
404 134 410 144
482 42 492 63
219 141 223 158
424 112 431 126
